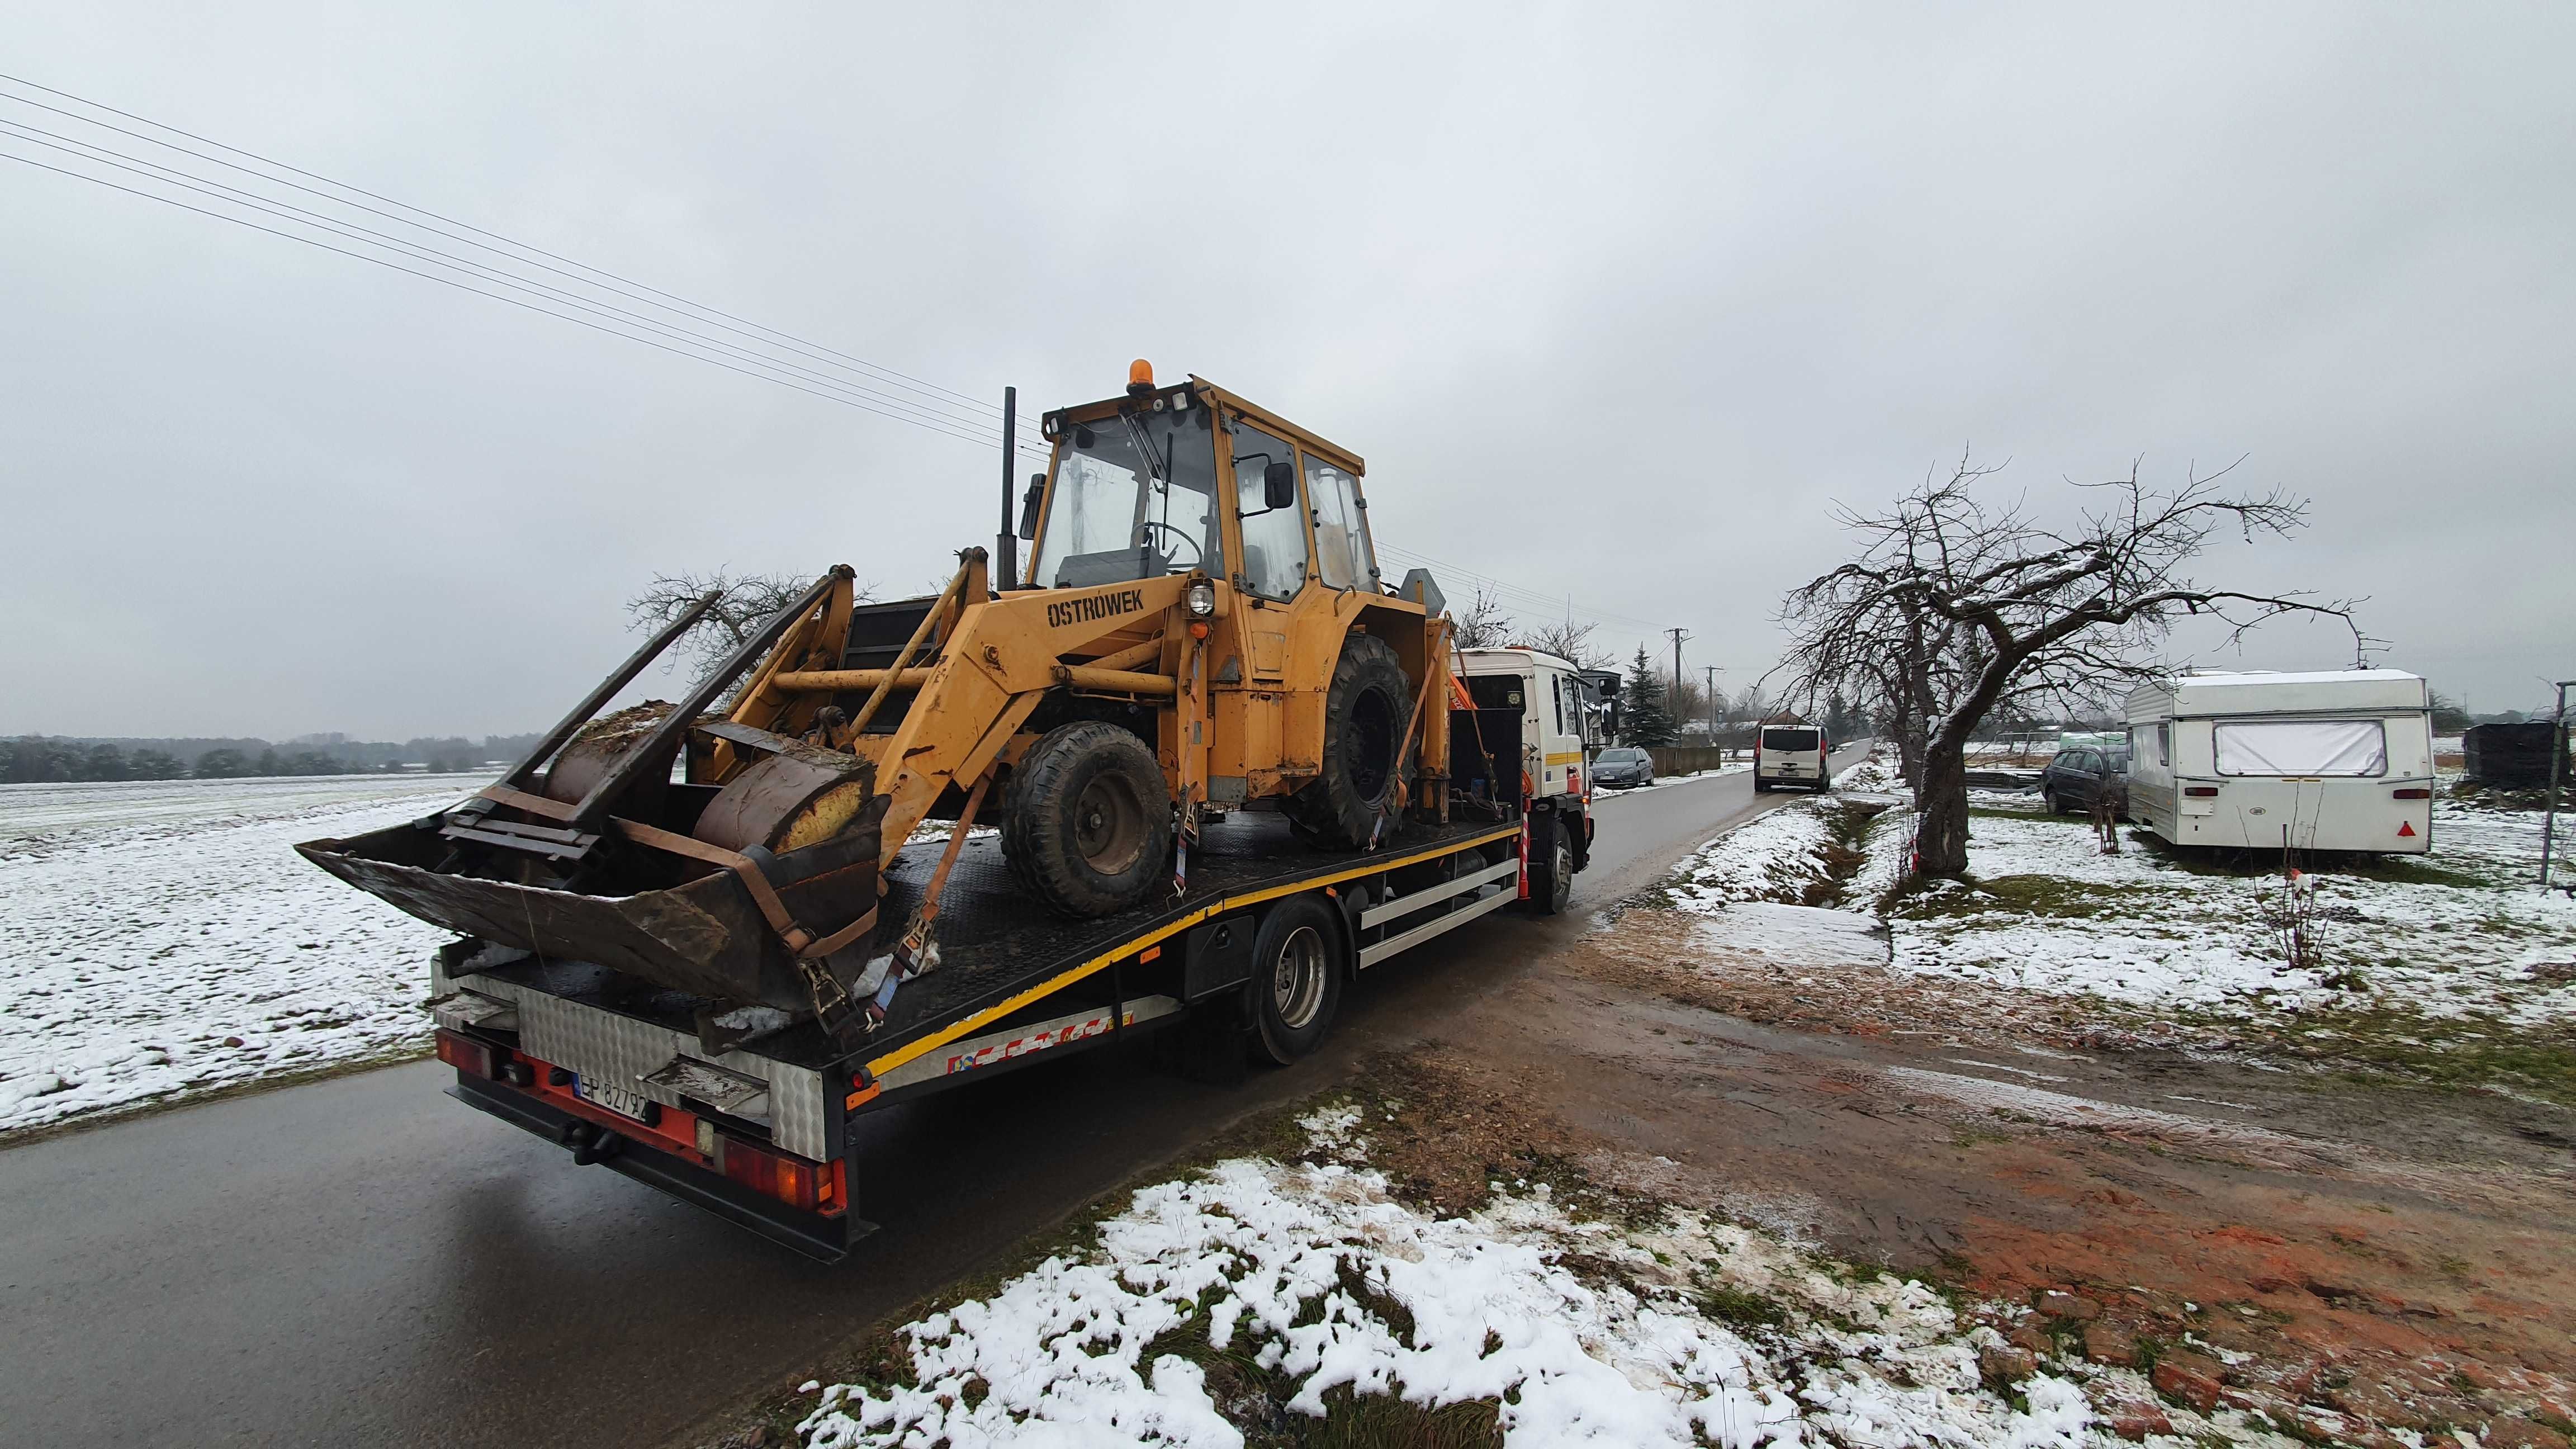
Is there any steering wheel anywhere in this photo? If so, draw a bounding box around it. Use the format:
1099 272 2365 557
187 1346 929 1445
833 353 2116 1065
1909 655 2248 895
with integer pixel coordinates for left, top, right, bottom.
1138 521 1202 568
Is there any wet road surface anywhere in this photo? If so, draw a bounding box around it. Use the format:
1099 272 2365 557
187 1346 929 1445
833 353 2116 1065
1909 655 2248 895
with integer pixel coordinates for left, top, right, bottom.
0 751 1859 1448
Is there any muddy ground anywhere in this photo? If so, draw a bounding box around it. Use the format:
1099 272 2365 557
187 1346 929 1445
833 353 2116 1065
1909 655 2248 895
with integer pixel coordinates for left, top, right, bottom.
1504 901 2576 1443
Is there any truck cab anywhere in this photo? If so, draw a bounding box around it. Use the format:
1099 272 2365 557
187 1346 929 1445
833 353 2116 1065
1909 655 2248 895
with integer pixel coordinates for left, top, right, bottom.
1452 647 1595 910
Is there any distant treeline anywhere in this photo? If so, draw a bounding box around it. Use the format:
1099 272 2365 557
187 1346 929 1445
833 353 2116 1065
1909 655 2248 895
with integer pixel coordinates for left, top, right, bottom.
0 732 544 784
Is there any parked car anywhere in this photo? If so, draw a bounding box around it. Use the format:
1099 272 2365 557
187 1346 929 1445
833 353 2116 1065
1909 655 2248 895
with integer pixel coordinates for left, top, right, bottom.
1590 746 1655 789
1754 725 1831 793
2039 744 2129 817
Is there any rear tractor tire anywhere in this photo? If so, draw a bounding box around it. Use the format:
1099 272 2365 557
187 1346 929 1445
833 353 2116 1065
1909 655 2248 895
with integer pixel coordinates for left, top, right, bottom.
1001 721 1173 918
1286 633 1412 849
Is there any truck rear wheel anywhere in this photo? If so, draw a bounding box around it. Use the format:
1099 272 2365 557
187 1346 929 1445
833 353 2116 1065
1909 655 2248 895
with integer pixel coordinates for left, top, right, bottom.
1250 895 1344 1064
1001 721 1172 918
1287 634 1410 849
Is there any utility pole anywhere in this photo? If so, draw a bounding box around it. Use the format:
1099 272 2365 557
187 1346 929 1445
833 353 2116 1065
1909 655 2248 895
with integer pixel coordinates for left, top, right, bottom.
1665 628 1690 731
1704 665 1722 749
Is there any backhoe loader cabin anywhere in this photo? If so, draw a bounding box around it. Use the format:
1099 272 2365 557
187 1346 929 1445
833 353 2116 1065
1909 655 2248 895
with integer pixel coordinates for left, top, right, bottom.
299 365 1604 1257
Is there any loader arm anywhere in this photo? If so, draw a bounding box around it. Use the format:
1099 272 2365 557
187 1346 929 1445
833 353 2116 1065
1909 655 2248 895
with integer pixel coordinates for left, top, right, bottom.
770 566 1201 874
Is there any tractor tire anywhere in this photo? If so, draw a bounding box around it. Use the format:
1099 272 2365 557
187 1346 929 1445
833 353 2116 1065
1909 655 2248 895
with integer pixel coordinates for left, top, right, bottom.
1001 721 1172 918
1250 894 1346 1065
1526 816 1574 915
1287 633 1411 849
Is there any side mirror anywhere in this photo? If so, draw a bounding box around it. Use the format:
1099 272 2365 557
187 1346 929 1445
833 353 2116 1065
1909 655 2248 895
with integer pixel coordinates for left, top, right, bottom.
1264 460 1296 510
1018 475 1045 540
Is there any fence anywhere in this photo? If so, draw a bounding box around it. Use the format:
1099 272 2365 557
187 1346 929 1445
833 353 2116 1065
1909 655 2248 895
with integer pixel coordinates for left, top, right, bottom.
1647 746 1735 775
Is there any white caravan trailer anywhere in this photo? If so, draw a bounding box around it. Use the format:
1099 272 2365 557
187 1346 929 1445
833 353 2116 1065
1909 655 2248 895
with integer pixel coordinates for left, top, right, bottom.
2124 670 2435 854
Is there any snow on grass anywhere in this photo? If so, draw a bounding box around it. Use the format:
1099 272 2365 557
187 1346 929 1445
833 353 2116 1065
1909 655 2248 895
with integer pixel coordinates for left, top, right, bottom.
793 1105 2262 1449
0 773 480 1134
1654 752 2576 1038
1880 805 2576 1027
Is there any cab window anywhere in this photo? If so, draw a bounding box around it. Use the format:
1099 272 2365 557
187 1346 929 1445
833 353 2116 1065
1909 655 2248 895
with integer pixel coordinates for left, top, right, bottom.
1302 452 1376 591
1029 406 1220 588
1230 419 1308 600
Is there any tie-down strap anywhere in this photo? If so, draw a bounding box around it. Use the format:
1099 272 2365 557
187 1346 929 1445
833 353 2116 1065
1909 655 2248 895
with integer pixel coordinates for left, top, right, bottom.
609 817 879 960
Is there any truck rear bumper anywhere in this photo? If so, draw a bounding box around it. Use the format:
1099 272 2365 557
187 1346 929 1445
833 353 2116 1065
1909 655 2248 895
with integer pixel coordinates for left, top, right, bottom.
449 1071 870 1263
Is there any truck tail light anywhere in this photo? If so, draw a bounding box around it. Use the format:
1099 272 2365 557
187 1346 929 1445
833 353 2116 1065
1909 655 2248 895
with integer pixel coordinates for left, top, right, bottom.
434 1028 499 1079
2392 788 2431 799
718 1137 841 1213
2184 786 2219 798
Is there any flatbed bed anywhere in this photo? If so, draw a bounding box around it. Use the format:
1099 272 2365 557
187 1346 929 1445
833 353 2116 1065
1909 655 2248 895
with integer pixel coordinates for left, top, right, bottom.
426 810 1528 1259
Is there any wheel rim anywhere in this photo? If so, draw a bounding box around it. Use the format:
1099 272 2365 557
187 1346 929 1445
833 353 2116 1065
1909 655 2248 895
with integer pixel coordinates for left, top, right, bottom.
1347 688 1397 802
1552 834 1573 894
1072 771 1148 874
1271 925 1327 1029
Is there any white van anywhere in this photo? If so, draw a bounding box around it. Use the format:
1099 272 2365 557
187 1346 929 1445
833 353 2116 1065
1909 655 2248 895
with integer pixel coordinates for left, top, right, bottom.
2125 670 2434 854
1754 722 1831 793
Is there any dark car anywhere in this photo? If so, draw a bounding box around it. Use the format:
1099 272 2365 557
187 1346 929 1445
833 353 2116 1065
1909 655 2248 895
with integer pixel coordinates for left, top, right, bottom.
2039 745 2129 817
1590 746 1655 789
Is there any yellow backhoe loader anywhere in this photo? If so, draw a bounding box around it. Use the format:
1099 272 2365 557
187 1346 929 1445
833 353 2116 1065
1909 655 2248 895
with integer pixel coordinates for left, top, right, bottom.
303 364 1466 1047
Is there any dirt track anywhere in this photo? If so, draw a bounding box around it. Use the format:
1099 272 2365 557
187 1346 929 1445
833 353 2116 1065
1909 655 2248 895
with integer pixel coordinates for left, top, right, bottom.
1429 899 2576 1439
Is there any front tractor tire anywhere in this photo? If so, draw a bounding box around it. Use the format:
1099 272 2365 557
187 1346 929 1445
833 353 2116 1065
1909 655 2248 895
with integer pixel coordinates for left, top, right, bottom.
1287 633 1410 849
1001 721 1173 918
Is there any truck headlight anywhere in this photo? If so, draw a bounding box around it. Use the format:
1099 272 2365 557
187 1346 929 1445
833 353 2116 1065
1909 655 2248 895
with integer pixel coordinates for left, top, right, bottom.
1186 580 1216 617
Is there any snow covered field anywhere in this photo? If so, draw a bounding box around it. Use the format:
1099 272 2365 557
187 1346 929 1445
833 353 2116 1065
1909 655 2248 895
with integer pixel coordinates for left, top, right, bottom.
794 1102 2298 1449
0 773 481 1134
1658 755 2576 1039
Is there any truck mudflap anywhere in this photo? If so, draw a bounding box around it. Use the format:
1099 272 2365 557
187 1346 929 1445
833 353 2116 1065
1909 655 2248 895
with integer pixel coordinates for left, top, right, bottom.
447 1068 871 1263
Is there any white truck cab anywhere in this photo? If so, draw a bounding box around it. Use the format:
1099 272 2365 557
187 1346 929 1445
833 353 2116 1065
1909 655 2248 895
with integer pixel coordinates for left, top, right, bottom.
1452 647 1597 911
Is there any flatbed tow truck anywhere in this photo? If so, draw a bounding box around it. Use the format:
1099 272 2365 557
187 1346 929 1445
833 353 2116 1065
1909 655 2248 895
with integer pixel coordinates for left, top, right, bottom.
421 801 1543 1259
299 367 1602 1259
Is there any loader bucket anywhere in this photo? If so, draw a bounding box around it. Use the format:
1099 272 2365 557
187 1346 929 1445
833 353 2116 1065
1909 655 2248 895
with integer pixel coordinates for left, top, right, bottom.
295 809 883 1012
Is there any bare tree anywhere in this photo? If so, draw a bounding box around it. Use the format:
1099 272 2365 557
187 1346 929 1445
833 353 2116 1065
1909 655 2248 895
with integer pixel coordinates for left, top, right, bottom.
627 570 872 680
1514 617 1616 673
1776 454 2364 877
1450 585 1516 648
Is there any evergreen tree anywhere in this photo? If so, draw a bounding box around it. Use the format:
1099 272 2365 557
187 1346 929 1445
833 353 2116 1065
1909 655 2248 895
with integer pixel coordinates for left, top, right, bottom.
194 747 252 778
80 744 131 781
1622 646 1677 747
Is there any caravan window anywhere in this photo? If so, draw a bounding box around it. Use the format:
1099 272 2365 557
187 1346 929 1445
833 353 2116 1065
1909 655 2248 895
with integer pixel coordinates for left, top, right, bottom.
2213 719 2388 777
2132 724 2167 768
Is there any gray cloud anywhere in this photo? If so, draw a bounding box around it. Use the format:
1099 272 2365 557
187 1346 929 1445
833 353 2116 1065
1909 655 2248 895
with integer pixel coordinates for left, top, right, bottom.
3 2 2568 738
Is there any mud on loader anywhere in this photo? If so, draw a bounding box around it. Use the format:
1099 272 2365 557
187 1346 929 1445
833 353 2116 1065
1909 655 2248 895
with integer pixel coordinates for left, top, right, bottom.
301 364 1472 1052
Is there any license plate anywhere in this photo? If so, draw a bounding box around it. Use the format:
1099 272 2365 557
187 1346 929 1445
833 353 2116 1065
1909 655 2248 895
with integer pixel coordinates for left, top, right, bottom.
575 1076 654 1122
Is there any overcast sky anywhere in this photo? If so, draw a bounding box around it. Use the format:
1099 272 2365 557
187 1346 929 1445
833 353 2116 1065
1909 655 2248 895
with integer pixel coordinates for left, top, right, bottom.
4 3 2569 740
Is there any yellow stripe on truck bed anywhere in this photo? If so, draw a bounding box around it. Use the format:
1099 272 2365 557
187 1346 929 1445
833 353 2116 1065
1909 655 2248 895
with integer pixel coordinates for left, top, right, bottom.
864 823 1526 1079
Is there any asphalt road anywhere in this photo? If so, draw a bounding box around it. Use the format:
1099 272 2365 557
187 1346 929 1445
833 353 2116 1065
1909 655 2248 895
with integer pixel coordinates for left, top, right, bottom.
0 749 1864 1448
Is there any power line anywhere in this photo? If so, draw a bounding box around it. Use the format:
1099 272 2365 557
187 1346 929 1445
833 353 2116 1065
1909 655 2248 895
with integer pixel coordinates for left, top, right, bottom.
0 72 1007 423
0 74 1050 460
0 148 1027 454
0 117 1046 453
1375 541 1673 635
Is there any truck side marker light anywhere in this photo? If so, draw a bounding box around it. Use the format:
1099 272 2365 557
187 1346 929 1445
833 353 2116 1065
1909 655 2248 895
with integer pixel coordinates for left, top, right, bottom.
2184 786 2219 798
2392 788 2431 799
1139 945 1162 963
